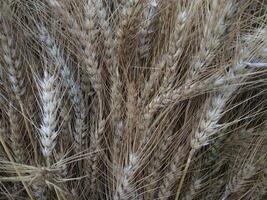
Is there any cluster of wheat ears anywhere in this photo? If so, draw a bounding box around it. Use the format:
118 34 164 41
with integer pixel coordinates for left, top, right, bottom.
0 0 267 199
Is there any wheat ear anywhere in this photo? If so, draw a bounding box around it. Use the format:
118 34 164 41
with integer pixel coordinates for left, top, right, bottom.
139 0 160 59
87 118 105 196
83 0 102 94
39 70 59 166
39 26 86 152
141 7 188 104
176 29 267 200
157 147 185 200
188 0 237 78
114 153 138 200
0 119 35 199
8 103 26 163
221 135 265 200
148 128 175 195
110 0 137 169
143 0 237 121
47 0 81 39
0 14 37 162
144 27 267 123
48 0 101 94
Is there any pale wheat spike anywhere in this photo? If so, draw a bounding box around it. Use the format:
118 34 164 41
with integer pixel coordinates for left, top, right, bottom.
168 10 188 63
108 44 123 175
114 153 138 200
158 2 200 98
39 70 59 165
141 8 188 103
98 0 115 70
175 32 267 197
68 81 87 152
102 17 115 68
221 165 256 200
83 0 102 94
110 71 124 163
0 119 35 199
188 0 237 79
139 0 160 59
145 28 267 122
191 29 267 150
161 9 188 82
47 0 81 39
110 67 124 176
148 128 175 195
88 119 105 196
111 0 140 167
48 0 101 94
221 138 264 200
0 16 25 98
39 26 86 152
156 147 185 200
116 0 140 49
190 89 234 150
126 82 138 135
94 0 110 39
8 102 26 163
90 0 114 97
0 13 39 163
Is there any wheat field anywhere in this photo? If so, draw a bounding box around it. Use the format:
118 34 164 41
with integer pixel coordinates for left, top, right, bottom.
0 0 267 199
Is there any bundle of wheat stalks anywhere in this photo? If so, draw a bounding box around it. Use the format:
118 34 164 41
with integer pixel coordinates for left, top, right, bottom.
0 0 267 199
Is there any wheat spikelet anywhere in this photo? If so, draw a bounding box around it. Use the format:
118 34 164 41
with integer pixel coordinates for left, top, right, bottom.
87 118 105 196
0 14 25 99
175 28 267 199
111 74 124 163
191 29 267 150
188 0 237 78
39 26 86 152
58 103 71 150
8 103 26 163
114 153 138 200
39 70 59 165
83 0 102 94
221 139 265 200
47 0 81 39
138 0 161 59
0 12 38 162
36 67 59 200
157 147 186 200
